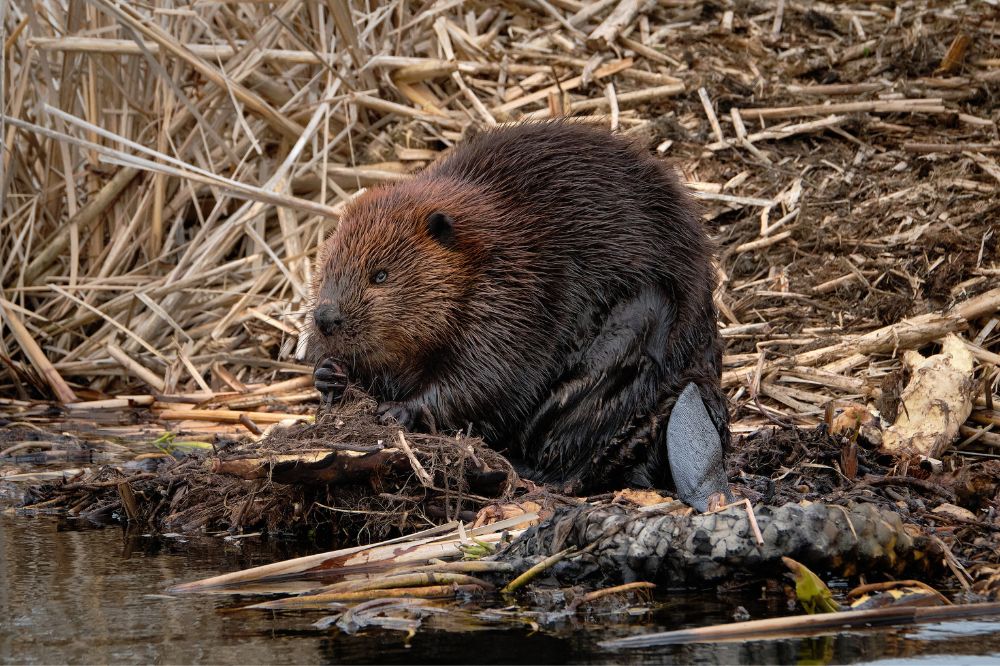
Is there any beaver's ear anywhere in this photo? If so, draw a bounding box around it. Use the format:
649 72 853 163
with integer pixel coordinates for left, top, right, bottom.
426 212 455 247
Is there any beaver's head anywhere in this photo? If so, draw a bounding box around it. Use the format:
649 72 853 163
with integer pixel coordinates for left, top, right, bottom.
309 180 486 375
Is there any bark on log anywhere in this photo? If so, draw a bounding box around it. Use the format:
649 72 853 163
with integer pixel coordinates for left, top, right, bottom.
496 501 942 586
212 449 408 485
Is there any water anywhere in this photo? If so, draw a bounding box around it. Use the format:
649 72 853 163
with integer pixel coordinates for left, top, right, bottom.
1 515 999 664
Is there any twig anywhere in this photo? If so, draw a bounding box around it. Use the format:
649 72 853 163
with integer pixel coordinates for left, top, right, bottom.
502 546 576 593
579 582 656 604
397 430 434 487
587 0 645 50
698 87 724 143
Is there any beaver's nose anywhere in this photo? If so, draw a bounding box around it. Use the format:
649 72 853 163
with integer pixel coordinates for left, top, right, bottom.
314 305 344 336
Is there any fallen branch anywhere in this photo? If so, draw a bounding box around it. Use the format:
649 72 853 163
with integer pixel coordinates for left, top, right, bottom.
739 98 947 121
601 602 1000 648
724 288 1000 388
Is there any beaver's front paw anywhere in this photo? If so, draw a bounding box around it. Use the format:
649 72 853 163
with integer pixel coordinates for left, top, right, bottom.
377 401 418 430
314 358 349 405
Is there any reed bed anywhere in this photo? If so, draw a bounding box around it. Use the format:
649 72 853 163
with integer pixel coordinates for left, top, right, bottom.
0 0 998 446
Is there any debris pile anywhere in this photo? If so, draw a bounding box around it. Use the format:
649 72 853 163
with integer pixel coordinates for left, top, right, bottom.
19 394 516 540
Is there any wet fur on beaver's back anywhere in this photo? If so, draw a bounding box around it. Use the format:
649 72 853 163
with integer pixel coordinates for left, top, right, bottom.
309 121 726 493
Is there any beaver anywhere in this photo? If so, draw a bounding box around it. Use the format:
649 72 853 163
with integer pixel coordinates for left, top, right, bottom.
307 121 730 511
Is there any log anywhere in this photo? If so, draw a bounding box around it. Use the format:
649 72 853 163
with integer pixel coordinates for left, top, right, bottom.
212 449 408 485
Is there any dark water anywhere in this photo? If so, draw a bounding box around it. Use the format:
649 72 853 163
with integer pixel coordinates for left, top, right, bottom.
2 515 1000 665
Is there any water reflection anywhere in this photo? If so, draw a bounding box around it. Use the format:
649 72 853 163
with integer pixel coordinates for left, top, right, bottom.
1 515 998 664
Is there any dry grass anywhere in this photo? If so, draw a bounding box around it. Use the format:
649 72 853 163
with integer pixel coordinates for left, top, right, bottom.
0 0 998 445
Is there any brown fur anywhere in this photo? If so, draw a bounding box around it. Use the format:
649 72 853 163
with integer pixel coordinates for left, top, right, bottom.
308 121 726 492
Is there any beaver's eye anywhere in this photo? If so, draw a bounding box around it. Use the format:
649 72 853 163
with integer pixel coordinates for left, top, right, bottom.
371 269 388 285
